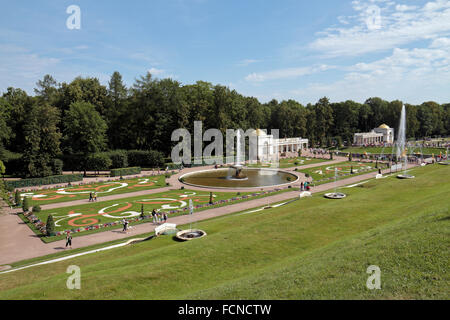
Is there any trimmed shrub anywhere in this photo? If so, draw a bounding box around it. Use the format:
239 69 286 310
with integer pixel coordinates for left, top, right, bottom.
110 167 141 177
46 215 55 236
127 150 165 168
5 174 83 189
87 153 113 172
52 159 64 175
15 190 21 206
107 150 128 169
32 205 41 213
22 197 30 212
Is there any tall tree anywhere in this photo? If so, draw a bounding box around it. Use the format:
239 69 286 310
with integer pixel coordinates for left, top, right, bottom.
63 102 108 174
34 74 60 104
106 71 128 149
22 104 62 177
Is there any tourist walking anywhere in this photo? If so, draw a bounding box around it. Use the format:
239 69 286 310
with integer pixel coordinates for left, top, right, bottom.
151 209 157 224
94 192 98 202
89 192 93 202
163 212 168 223
65 232 72 249
122 219 129 233
300 182 304 191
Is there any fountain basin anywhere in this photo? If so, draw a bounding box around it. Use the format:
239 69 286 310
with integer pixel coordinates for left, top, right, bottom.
180 168 298 189
176 229 207 241
324 192 347 199
397 174 415 179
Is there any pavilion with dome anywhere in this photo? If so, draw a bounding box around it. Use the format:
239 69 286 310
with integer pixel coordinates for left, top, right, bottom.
353 124 394 146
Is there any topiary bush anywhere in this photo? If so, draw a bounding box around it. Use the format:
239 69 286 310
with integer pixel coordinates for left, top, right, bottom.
32 205 41 213
46 214 55 236
22 197 30 212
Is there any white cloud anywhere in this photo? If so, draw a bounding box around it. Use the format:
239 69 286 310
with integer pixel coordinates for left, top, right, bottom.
148 67 165 76
245 65 332 82
309 0 450 57
290 42 450 104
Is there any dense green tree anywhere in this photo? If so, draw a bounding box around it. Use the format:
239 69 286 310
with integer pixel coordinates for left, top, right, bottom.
58 77 108 115
22 104 62 177
313 97 334 146
106 72 128 149
2 88 34 153
34 75 60 104
63 101 108 174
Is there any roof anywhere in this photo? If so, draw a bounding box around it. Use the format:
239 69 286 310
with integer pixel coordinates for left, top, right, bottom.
378 124 390 129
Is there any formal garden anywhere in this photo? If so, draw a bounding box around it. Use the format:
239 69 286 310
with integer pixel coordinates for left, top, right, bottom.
0 163 448 299
19 187 297 242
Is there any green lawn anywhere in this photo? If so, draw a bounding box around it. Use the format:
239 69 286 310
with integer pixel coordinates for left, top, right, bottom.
18 175 167 206
23 187 296 242
0 164 448 299
336 146 446 156
299 161 382 184
247 157 328 169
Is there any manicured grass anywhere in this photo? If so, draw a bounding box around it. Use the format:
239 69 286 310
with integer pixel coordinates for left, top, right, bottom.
19 175 167 206
298 161 382 184
336 146 445 155
0 164 448 299
248 157 328 169
25 188 296 242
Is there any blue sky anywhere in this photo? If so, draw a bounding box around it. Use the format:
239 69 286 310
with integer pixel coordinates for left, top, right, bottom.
1 0 450 104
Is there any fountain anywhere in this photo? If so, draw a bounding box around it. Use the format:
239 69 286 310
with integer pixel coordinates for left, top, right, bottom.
229 130 248 180
175 199 207 241
324 167 347 199
179 129 298 189
396 105 415 179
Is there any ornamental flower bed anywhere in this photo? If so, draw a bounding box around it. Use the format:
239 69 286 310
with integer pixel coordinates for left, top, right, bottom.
40 187 293 237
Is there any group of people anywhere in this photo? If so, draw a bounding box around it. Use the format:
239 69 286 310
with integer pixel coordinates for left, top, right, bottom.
300 181 311 191
88 192 98 202
151 209 168 225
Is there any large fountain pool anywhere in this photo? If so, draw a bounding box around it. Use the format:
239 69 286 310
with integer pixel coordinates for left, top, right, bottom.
180 168 298 189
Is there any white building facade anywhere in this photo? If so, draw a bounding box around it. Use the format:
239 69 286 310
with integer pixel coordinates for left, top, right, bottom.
251 129 309 162
353 124 394 146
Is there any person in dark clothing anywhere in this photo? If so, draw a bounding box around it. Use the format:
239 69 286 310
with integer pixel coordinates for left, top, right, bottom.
65 232 73 249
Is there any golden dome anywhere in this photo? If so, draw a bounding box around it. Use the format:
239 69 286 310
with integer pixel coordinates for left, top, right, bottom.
255 129 266 136
378 124 390 129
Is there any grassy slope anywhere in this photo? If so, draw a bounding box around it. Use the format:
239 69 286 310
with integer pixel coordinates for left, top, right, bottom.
0 164 448 300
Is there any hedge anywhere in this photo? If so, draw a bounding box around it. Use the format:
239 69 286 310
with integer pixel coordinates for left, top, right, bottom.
110 167 141 177
5 174 83 189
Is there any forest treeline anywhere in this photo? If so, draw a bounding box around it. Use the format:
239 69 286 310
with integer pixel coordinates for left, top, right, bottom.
0 71 449 178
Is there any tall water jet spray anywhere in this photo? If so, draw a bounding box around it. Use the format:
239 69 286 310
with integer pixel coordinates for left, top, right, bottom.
229 130 247 179
236 130 241 166
397 105 415 179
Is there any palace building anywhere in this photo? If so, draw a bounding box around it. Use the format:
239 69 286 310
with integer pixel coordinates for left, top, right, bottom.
353 124 394 146
251 129 309 162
